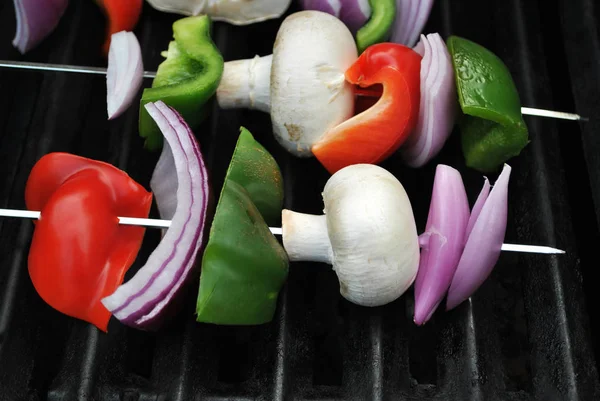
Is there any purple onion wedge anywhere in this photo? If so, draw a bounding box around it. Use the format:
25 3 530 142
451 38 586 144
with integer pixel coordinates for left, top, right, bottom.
466 177 491 237
446 164 511 310
13 0 69 54
101 101 210 330
300 0 340 15
401 33 457 168
391 0 434 47
414 165 469 325
300 0 370 33
107 31 143 120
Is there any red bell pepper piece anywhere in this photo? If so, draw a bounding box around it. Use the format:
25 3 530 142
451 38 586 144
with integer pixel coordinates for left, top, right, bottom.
312 43 422 174
96 0 143 55
25 153 152 331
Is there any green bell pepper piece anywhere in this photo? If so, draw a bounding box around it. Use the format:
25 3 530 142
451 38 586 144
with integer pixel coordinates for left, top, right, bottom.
223 129 284 226
447 36 529 172
197 128 288 325
139 16 224 151
356 0 396 53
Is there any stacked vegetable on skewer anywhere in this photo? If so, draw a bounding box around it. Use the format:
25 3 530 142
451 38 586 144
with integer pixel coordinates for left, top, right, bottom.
137 11 529 172
8 8 576 172
8 101 559 331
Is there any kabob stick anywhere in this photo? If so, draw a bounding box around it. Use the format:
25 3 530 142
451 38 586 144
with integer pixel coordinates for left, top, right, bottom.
0 208 565 255
0 209 172 229
0 60 585 122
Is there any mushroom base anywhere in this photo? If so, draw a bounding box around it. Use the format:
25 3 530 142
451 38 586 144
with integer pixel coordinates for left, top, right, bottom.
217 55 272 113
282 210 333 264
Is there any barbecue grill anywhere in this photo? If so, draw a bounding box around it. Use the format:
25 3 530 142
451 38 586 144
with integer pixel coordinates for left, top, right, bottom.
1 0 599 400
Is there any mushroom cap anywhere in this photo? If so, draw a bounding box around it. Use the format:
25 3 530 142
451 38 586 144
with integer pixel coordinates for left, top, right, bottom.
207 0 292 25
323 164 420 306
270 11 358 157
146 0 205 16
147 0 291 24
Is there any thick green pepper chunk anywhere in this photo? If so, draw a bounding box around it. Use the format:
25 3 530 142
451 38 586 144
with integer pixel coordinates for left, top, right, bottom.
139 16 224 150
196 128 288 325
447 36 529 172
223 129 284 226
356 0 396 53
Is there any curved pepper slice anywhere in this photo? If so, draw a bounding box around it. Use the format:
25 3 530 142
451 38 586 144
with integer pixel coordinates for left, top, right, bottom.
312 43 421 174
196 128 288 325
356 0 396 53
139 16 224 151
25 153 152 331
447 36 529 172
96 0 143 55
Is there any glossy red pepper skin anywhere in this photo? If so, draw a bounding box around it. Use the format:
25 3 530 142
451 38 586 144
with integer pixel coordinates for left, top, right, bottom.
25 153 152 331
96 0 143 55
313 43 422 174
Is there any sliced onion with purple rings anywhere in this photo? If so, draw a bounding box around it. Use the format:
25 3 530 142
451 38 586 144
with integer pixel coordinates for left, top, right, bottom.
102 101 210 330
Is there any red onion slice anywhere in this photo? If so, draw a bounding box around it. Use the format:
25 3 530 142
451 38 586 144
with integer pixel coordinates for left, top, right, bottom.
300 0 340 15
446 164 511 310
339 0 371 33
414 165 469 325
107 31 143 120
401 33 457 167
301 0 370 33
102 101 209 330
12 0 69 54
466 177 490 237
391 0 434 47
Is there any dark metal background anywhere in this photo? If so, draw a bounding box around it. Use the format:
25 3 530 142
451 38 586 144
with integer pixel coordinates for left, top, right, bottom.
0 0 599 400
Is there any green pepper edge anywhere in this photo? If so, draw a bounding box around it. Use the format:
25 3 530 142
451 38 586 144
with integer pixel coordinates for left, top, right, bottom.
226 129 284 225
356 0 396 53
196 179 288 325
196 128 288 324
446 35 526 128
139 15 224 151
447 35 530 171
459 115 530 172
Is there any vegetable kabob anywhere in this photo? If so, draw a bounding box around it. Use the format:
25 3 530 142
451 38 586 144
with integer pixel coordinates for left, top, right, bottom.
22 101 210 331
3 11 581 173
282 162 515 325
129 12 576 172
1 101 563 330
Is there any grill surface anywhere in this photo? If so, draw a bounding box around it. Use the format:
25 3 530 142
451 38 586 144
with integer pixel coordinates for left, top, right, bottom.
1 1 599 400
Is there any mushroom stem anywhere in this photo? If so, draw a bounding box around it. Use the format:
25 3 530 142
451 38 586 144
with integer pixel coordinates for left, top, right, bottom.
216 54 272 113
282 210 333 264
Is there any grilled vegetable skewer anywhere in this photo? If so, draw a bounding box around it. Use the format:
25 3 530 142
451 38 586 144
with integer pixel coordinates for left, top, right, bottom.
0 105 565 329
0 208 566 255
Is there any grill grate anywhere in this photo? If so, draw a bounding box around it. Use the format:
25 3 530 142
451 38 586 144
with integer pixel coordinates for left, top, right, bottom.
1 1 599 400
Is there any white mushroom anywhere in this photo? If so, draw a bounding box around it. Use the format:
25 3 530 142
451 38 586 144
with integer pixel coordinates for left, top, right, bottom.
282 164 420 306
216 11 358 157
147 0 292 25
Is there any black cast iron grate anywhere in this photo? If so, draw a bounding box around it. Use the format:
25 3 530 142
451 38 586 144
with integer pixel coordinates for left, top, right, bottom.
1 1 599 400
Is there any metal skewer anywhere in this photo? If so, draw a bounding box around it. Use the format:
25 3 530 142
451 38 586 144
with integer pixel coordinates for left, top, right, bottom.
0 60 156 79
0 208 565 255
0 60 585 122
